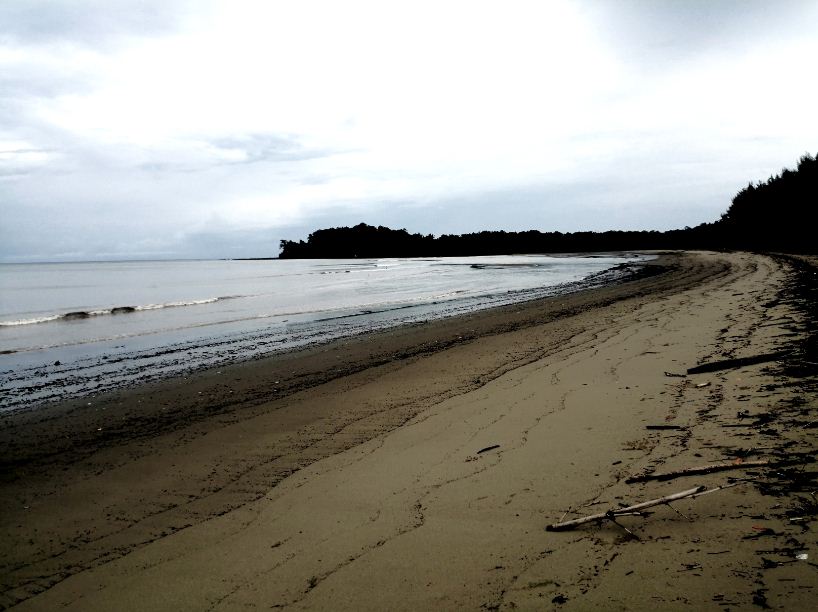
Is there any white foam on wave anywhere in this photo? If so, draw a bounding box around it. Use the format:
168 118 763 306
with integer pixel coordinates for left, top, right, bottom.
0 314 63 327
135 297 222 311
0 296 235 327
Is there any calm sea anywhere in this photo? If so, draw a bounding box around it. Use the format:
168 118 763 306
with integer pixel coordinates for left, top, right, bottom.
0 254 646 410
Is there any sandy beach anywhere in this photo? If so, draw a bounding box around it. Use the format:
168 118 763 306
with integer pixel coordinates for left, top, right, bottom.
2 251 816 610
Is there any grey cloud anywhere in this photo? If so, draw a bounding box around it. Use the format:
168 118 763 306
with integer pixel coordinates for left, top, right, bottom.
0 141 57 180
0 0 191 48
0 168 32 179
131 134 341 175
0 3 182 184
586 0 817 67
209 134 340 166
0 66 94 100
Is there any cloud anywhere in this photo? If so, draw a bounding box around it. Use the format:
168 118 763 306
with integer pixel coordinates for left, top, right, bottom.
584 0 818 64
1 1 817 261
207 134 338 166
0 0 189 47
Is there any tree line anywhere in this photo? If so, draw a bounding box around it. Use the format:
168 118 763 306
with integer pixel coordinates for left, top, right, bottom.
279 153 816 258
718 152 815 252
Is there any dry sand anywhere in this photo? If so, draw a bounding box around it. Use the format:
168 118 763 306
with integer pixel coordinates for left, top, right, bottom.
1 251 816 610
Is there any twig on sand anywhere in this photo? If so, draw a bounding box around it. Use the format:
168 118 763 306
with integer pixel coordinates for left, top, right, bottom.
546 486 705 531
609 517 640 540
625 459 771 484
476 444 500 454
546 483 744 532
665 503 692 521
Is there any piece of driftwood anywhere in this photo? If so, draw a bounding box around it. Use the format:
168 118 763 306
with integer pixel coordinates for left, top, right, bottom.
625 459 770 484
646 425 687 430
688 482 743 498
476 444 500 454
686 351 792 375
546 486 705 531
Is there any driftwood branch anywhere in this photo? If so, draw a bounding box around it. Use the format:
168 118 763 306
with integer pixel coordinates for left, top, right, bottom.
688 481 743 498
546 486 705 531
686 351 791 375
625 460 770 484
476 444 500 454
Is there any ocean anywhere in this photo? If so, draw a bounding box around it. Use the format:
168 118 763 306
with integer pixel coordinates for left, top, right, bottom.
0 254 648 410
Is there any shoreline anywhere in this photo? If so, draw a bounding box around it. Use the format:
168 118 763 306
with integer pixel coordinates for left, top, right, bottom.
0 253 646 412
0 253 687 469
2 251 816 610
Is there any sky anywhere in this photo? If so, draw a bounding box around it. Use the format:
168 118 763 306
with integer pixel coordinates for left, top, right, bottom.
1 0 816 262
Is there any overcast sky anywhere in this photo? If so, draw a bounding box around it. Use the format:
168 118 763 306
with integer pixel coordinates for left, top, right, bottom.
1 0 816 261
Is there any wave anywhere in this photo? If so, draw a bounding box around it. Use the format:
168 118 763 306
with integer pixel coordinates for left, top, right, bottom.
469 263 551 270
0 296 238 327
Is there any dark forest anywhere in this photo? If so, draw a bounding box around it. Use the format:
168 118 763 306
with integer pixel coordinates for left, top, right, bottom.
279 153 816 258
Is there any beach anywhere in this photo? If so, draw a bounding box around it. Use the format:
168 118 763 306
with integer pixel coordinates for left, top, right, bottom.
1 250 816 610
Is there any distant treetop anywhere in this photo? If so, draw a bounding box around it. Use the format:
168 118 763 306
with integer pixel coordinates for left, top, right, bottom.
719 152 816 252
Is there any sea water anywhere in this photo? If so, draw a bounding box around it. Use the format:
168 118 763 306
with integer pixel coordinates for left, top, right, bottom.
0 254 648 410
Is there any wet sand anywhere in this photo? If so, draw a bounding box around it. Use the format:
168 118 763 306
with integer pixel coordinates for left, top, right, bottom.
1 251 816 610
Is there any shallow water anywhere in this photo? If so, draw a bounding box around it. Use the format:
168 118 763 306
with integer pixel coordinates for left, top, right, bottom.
0 254 647 410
